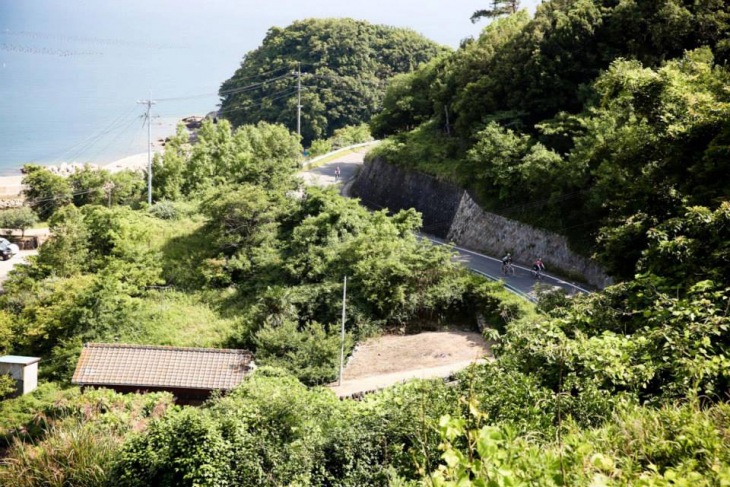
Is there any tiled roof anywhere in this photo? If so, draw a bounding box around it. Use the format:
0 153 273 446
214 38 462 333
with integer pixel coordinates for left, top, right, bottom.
72 343 254 391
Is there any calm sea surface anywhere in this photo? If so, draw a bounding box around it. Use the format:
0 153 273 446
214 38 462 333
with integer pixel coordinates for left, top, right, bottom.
0 0 254 174
0 0 536 176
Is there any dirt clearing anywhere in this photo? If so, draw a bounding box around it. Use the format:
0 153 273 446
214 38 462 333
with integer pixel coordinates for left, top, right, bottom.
331 331 492 397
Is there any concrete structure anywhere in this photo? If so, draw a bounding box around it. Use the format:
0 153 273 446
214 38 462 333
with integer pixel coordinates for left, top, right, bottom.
352 157 612 288
0 355 40 397
72 343 256 405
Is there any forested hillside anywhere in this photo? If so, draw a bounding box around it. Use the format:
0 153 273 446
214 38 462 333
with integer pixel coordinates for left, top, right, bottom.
2 3 730 485
370 0 730 278
219 18 448 144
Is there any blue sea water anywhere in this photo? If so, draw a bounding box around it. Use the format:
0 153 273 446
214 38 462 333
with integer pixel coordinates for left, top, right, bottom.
0 0 254 174
0 0 539 175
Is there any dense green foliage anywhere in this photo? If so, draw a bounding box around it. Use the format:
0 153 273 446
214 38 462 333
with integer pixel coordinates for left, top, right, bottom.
371 0 730 276
4 5 730 484
219 18 449 144
0 387 173 486
0 207 38 236
2 119 471 387
22 164 145 221
307 123 374 157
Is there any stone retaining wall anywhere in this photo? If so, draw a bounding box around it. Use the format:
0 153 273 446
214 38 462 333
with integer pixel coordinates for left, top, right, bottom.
353 157 612 288
351 157 463 237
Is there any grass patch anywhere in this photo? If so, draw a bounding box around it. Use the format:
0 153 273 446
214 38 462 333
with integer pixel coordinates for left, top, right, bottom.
125 290 238 348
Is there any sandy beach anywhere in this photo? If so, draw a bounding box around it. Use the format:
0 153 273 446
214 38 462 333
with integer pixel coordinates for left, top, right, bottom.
0 151 159 199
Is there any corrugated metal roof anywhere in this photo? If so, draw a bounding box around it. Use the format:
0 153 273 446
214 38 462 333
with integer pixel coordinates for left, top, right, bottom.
71 343 254 391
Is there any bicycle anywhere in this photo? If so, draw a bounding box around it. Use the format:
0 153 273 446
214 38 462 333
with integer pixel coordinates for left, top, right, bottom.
502 262 515 276
532 267 542 280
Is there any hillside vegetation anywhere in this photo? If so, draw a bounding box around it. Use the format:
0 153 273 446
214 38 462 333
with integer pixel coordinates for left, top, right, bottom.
1 2 730 485
219 18 449 145
370 0 730 278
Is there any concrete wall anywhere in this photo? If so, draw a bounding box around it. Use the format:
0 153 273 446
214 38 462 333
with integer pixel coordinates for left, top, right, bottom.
0 361 38 396
448 192 612 288
352 157 612 288
351 157 463 237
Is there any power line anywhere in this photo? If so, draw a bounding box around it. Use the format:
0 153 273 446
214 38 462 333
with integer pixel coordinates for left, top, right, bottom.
48 105 139 165
218 87 299 116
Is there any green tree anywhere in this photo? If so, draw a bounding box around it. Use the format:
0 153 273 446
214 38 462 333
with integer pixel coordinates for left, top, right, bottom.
200 184 283 280
0 207 38 236
34 205 90 278
219 18 449 144
253 320 351 385
471 0 521 23
68 166 109 207
21 165 73 220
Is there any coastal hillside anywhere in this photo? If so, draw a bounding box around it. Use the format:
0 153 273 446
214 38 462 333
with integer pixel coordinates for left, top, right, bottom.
2 4 730 486
369 0 730 279
219 18 449 145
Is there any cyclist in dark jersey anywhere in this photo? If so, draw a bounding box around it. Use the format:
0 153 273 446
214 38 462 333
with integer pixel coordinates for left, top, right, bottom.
501 253 513 275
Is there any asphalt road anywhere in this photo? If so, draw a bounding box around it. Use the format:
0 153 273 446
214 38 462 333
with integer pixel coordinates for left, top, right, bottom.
0 147 590 299
298 150 364 187
302 148 590 300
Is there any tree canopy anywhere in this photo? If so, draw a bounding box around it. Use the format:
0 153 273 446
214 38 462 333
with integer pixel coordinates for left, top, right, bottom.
370 0 730 278
219 18 449 145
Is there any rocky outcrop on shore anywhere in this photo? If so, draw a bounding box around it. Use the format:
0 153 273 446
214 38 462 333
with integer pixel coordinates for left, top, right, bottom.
25 162 101 176
0 199 23 209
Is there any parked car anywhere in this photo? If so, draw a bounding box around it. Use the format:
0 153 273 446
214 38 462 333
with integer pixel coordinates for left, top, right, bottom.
0 238 20 261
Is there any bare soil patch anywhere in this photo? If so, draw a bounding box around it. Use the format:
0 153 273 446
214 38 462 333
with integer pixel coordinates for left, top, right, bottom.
342 330 491 380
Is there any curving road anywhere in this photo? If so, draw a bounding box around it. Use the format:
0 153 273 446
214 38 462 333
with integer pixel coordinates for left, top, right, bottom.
301 146 590 301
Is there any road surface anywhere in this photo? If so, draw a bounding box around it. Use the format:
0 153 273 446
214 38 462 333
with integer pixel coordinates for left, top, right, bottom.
297 149 365 188
301 149 590 299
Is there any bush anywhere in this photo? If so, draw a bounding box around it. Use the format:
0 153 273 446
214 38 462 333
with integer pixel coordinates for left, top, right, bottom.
0 374 16 400
308 138 333 157
253 320 352 385
330 124 373 148
149 200 179 220
418 400 730 486
0 207 38 235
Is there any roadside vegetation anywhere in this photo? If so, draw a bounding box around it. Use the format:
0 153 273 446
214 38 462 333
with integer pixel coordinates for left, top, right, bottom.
370 1 730 278
1 1 730 485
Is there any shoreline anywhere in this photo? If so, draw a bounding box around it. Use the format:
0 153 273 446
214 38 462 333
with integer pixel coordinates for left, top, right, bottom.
0 150 162 199
0 113 208 200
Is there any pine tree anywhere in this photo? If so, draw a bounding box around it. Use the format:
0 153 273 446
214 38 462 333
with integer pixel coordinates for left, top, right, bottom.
470 0 521 23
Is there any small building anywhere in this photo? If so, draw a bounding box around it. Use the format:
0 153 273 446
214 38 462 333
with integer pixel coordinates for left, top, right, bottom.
0 355 40 397
71 343 255 405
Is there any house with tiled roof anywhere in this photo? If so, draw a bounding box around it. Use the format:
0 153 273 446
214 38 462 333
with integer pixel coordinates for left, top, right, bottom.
71 343 255 404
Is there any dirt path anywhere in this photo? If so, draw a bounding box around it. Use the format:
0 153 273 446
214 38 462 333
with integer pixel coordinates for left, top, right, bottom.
330 331 492 398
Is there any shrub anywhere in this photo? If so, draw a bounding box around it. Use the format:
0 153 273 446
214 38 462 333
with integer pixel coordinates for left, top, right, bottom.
0 207 38 236
309 138 333 157
149 200 179 220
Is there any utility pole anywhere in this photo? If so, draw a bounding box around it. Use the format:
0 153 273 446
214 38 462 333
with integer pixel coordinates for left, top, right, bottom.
103 181 115 208
338 275 347 387
137 95 156 205
296 62 302 139
444 105 451 136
